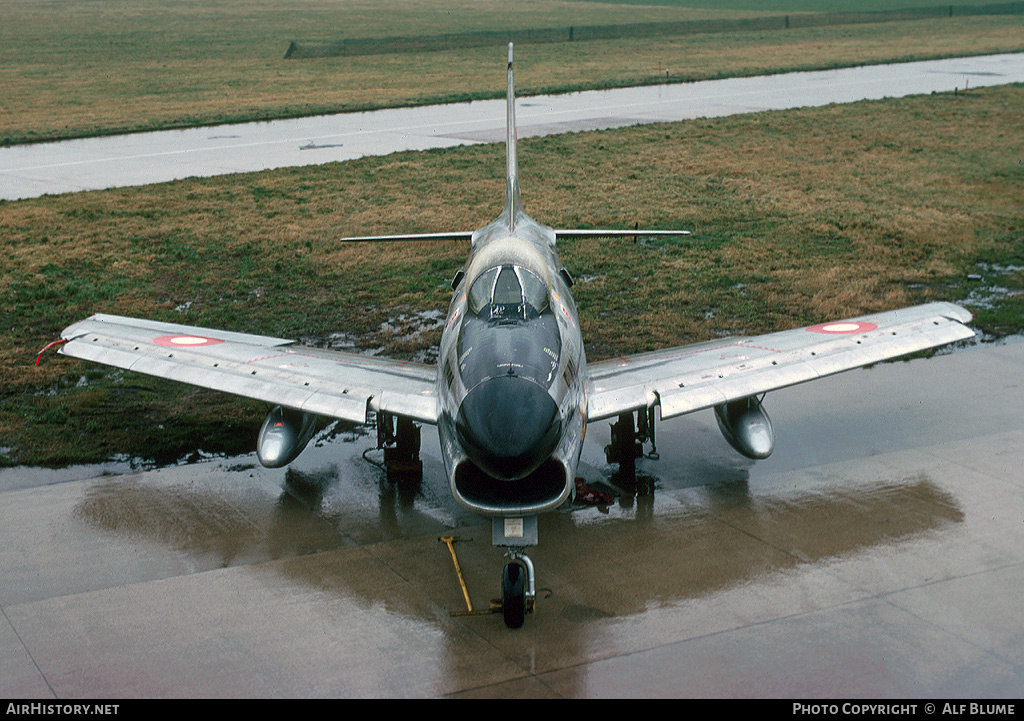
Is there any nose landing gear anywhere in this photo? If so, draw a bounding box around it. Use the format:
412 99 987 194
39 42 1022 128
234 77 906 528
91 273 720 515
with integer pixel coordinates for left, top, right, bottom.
493 516 538 629
501 551 535 629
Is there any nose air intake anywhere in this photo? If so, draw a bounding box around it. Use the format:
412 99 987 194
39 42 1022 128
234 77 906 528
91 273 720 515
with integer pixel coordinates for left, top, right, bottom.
456 375 561 480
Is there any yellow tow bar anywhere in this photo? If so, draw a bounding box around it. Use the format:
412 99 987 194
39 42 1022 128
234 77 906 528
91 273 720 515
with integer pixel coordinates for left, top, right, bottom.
439 536 476 614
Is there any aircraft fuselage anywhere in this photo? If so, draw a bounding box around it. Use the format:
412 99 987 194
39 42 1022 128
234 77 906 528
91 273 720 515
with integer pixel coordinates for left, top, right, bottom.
436 186 588 517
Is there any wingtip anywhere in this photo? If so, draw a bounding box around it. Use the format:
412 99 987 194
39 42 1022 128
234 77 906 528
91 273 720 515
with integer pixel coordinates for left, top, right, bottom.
929 301 974 325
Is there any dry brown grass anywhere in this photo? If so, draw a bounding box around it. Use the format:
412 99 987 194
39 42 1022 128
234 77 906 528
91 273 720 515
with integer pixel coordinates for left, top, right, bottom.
2 0 1021 144
2 83 1021 466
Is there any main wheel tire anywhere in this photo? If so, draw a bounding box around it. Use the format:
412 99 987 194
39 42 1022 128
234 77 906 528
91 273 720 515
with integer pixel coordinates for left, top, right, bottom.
502 562 526 629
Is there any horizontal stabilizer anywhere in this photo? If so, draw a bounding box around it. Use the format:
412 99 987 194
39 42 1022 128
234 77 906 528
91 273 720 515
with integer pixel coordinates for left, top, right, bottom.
339 231 474 243
338 229 690 242
554 229 691 240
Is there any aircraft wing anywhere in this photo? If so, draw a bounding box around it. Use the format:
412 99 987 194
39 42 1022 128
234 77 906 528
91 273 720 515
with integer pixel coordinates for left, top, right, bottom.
586 302 974 422
58 314 439 424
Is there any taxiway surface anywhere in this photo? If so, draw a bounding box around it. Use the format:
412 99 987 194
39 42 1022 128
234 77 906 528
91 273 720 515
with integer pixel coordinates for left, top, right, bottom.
2 53 1023 200
2 338 1022 697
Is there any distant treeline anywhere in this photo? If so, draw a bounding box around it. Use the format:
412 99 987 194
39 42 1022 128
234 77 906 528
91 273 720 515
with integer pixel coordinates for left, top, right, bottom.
285 2 1024 59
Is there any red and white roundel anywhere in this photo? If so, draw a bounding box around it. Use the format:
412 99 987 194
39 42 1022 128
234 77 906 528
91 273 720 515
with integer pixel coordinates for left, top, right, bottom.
153 334 225 347
806 321 878 335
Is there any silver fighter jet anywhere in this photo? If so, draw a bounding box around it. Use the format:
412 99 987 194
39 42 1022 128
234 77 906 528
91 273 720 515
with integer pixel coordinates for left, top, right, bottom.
56 44 974 628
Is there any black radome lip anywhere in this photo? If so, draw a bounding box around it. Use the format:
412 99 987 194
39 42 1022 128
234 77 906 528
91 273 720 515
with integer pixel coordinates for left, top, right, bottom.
455 375 561 480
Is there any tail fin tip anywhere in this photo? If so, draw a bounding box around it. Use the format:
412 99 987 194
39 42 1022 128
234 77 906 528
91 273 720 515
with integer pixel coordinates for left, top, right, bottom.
505 42 520 218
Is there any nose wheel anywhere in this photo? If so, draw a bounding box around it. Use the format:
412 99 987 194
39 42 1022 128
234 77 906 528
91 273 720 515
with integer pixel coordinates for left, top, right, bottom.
492 517 538 628
501 551 535 629
501 562 526 628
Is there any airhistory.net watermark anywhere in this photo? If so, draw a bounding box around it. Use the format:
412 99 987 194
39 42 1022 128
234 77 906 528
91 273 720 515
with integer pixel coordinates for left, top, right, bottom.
6 705 119 716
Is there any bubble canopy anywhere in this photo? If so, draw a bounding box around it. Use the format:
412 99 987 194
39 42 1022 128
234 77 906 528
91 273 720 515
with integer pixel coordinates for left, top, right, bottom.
467 264 550 318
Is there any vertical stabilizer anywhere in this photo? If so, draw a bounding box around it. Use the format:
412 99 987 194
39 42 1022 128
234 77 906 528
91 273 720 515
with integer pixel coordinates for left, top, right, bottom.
505 43 522 225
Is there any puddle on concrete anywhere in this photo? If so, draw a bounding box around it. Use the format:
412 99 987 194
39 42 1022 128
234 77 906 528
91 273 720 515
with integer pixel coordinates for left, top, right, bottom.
0 454 149 491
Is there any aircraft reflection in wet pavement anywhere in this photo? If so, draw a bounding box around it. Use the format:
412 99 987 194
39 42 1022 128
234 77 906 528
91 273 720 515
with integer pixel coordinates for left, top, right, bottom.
53 44 975 628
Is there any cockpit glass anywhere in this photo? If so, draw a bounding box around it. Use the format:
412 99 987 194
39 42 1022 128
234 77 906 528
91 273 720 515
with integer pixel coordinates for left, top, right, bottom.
493 266 521 305
467 264 550 317
519 269 549 313
468 266 499 314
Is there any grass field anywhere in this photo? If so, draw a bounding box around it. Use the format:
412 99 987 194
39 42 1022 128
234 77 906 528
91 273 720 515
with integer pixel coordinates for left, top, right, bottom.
567 0 1013 9
1 0 1021 144
2 80 1022 468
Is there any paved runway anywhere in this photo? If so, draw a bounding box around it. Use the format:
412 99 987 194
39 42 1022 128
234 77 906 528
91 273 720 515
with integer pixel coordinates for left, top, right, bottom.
2 337 1022 698
2 53 1023 200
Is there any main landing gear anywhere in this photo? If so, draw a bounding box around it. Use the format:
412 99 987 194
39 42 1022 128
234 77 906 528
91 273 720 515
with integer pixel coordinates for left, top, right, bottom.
375 412 422 482
604 407 657 477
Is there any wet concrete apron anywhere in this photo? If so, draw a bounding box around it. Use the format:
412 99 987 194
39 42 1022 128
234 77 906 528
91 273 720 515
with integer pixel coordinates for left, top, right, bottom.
1 338 1022 697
